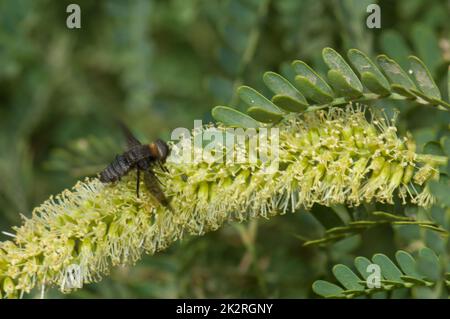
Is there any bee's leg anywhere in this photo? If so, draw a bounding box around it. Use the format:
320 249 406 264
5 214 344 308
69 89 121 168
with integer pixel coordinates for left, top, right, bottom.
159 161 169 173
136 169 140 198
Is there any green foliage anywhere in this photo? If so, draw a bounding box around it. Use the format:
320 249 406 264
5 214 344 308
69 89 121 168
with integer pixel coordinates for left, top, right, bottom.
313 248 450 298
0 0 449 299
301 210 447 247
212 48 450 126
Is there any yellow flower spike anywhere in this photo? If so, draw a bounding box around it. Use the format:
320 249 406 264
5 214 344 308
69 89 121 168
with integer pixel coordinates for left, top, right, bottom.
0 105 445 298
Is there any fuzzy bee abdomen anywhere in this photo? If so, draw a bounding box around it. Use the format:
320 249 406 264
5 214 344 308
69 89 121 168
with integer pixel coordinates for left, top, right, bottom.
99 154 132 183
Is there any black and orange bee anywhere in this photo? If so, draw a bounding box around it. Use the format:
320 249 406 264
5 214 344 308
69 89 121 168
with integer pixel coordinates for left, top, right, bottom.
99 123 170 206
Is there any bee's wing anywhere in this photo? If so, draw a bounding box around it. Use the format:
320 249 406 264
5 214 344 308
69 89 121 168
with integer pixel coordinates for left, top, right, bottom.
143 167 171 208
117 121 142 148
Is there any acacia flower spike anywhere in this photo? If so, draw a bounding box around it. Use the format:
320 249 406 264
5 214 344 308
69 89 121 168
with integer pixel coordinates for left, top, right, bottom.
0 105 445 298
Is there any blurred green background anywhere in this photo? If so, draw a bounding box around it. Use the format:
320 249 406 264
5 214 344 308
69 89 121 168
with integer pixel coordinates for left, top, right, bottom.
0 0 449 298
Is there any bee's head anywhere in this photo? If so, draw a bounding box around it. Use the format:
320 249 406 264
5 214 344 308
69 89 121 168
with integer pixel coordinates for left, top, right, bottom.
150 139 170 161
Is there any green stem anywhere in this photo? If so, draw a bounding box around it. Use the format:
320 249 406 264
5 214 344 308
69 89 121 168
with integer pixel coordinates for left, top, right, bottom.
306 93 450 112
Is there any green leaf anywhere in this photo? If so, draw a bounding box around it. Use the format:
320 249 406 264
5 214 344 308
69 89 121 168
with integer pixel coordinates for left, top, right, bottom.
327 69 364 99
428 177 450 207
360 72 391 96
409 90 441 106
293 76 334 104
390 84 416 99
314 248 447 299
312 280 345 298
395 251 421 278
347 49 390 96
332 264 365 291
372 254 403 282
441 135 450 156
423 141 445 156
410 24 442 74
408 56 441 100
379 30 410 70
271 95 308 112
417 247 441 281
322 47 363 95
237 86 283 114
331 235 361 254
377 54 416 95
246 106 283 123
354 256 372 280
263 71 308 112
211 106 262 128
330 204 351 224
292 60 334 103
425 230 446 255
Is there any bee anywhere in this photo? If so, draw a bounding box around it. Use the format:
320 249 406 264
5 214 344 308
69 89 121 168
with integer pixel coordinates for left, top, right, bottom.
99 122 170 207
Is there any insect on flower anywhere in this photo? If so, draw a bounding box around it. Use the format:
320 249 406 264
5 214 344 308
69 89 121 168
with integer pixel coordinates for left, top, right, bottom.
99 122 171 206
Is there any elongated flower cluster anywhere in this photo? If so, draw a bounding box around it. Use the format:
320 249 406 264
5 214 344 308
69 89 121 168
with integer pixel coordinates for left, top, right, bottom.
0 106 443 298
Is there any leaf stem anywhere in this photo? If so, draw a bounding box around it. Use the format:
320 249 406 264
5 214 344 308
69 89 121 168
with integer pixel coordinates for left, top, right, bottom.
306 92 450 113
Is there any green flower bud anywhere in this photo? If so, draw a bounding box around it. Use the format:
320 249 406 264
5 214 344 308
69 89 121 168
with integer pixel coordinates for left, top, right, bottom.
389 162 404 189
3 277 16 298
369 157 385 176
402 165 415 184
341 125 353 141
353 127 365 149
197 182 209 202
